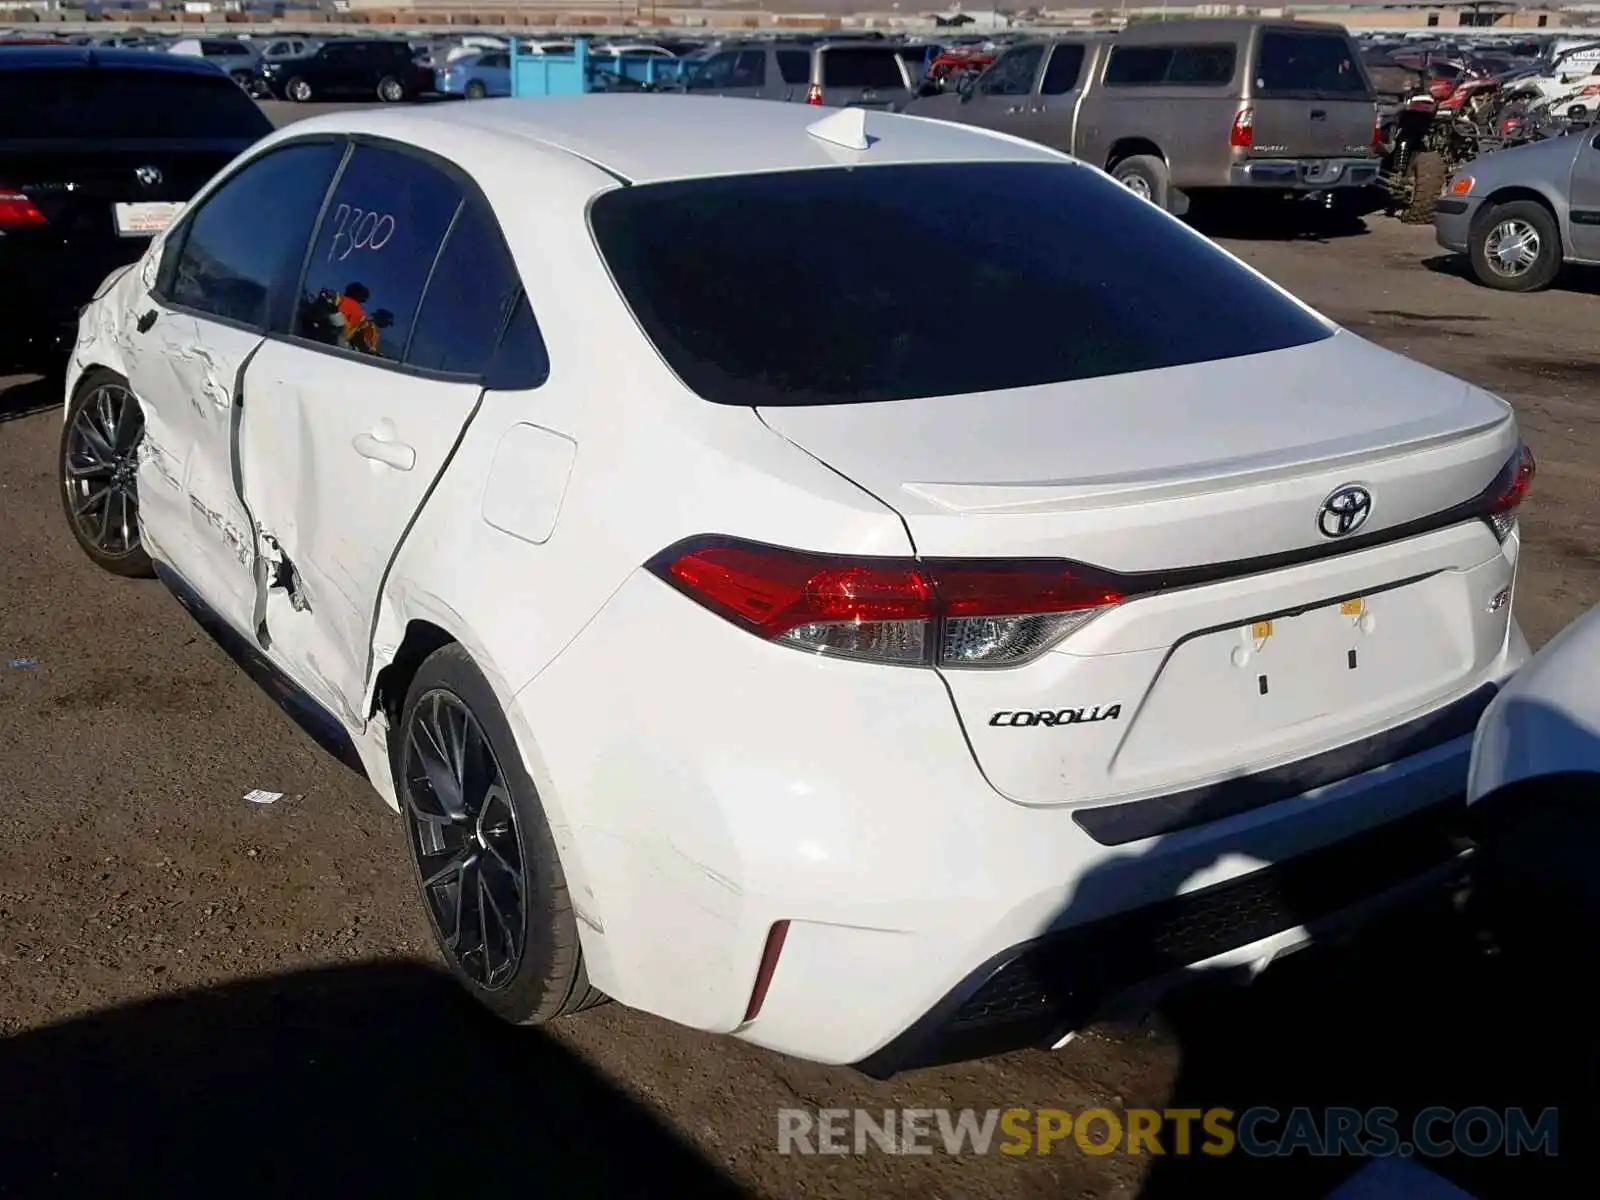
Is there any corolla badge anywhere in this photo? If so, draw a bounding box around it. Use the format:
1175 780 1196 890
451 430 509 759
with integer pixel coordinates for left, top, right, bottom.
134 165 163 188
1318 485 1373 538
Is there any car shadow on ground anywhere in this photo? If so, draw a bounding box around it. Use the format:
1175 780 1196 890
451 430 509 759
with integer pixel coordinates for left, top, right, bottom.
0 960 749 1198
1420 251 1600 298
0 374 58 426
1185 195 1377 244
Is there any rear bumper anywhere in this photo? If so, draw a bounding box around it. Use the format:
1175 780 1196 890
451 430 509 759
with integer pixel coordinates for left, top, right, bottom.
854 796 1473 1078
1229 157 1382 190
0 243 145 355
1434 195 1482 252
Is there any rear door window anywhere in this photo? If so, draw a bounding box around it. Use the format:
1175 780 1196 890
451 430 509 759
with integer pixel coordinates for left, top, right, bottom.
821 47 906 89
1254 32 1370 97
1039 43 1086 94
731 50 766 87
686 50 738 89
295 146 462 366
776 49 811 84
978 45 1044 96
405 199 530 378
588 162 1331 408
0 68 273 139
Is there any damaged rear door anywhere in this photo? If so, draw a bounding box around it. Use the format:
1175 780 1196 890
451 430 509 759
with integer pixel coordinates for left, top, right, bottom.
123 138 346 637
236 144 515 726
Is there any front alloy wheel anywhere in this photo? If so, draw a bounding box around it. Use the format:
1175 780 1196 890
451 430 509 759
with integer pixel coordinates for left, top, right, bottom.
60 372 154 577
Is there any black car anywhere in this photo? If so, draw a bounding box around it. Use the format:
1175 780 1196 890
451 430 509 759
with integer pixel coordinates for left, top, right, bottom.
253 38 435 103
0 46 272 367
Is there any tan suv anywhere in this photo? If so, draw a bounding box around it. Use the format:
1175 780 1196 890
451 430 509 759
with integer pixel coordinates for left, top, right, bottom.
905 19 1382 214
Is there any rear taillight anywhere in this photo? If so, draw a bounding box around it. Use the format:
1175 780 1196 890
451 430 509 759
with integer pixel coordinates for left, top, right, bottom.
1372 111 1384 147
646 537 1125 669
0 187 45 230
1229 105 1253 148
1484 443 1535 542
805 83 822 105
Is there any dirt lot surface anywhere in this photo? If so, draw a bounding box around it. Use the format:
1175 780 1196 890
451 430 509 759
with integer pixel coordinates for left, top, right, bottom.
2 115 1596 1198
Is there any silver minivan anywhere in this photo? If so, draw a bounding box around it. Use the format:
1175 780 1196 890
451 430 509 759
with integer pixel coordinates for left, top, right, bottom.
676 39 916 109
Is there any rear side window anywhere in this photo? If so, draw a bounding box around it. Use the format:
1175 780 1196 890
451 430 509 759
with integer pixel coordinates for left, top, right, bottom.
0 68 272 139
295 146 462 366
201 39 245 56
686 50 737 89
164 141 344 328
1104 43 1237 86
1040 44 1086 94
776 49 810 84
821 48 905 89
589 162 1330 408
405 200 525 377
1255 32 1369 97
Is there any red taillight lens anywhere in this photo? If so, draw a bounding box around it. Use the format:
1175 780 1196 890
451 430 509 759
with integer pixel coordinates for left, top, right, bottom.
1485 444 1535 541
1372 111 1383 147
647 537 1125 668
1229 105 1253 148
0 187 45 230
805 83 823 105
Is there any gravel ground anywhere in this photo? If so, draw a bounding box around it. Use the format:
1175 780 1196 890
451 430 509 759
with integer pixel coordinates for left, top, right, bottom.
1 121 1597 1199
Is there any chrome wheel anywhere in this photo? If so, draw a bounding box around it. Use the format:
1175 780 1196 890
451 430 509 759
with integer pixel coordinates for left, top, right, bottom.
287 78 312 102
1484 218 1541 278
63 382 143 559
402 690 527 990
379 78 404 102
1119 172 1152 201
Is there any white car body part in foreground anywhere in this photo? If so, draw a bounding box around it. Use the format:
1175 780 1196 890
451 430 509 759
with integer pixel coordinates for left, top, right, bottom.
67 96 1534 1076
1468 603 1600 802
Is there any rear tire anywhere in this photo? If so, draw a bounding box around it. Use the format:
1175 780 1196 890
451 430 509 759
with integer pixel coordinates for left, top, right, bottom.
465 79 487 100
59 369 155 579
286 76 313 103
1398 151 1448 224
1468 198 1561 292
1110 154 1171 212
396 644 606 1026
377 75 408 103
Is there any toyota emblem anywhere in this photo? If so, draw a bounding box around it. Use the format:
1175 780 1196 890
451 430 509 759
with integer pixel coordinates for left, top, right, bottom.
134 165 163 188
1318 485 1373 538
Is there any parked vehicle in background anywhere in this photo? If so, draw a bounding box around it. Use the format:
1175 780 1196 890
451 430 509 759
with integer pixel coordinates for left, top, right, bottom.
594 43 676 59
253 38 434 103
166 36 259 86
437 49 510 99
1433 130 1600 291
65 96 1533 1073
0 45 271 368
904 19 1382 216
677 38 915 108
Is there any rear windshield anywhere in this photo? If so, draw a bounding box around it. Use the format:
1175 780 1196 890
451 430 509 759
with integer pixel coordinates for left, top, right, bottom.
1254 32 1371 98
0 69 272 139
589 162 1330 408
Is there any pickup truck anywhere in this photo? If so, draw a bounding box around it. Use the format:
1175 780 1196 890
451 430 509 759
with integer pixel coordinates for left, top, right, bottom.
902 18 1382 214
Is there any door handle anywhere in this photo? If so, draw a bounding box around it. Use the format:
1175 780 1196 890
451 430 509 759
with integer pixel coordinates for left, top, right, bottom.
352 431 415 471
1311 109 1327 120
1007 103 1025 113
136 310 158 334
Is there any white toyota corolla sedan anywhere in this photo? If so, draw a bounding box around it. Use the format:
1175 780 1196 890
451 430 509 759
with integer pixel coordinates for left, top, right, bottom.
62 95 1535 1076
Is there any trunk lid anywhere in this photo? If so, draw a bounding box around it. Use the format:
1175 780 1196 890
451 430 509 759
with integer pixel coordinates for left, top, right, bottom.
758 331 1521 809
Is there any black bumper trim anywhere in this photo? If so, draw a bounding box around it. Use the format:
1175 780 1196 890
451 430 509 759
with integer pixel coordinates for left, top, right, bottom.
1071 683 1497 847
851 799 1469 1079
1435 198 1470 216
